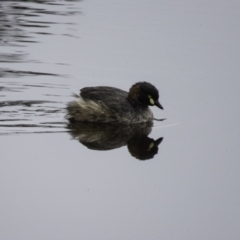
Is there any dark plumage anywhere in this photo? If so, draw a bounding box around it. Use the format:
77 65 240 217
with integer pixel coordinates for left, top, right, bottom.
66 82 163 123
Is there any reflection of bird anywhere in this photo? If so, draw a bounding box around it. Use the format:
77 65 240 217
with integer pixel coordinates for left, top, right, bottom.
67 122 164 160
128 136 163 160
66 82 163 123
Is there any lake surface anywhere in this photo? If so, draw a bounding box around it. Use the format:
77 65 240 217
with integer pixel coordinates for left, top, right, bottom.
0 0 239 239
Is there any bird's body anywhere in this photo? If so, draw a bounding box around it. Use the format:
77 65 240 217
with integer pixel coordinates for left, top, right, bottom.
66 82 163 123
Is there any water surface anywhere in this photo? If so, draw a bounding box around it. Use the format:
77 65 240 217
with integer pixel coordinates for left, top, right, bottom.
0 0 239 240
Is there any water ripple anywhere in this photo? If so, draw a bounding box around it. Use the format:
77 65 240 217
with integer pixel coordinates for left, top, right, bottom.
0 0 81 134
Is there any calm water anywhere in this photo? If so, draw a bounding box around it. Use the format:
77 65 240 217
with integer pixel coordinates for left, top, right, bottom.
0 0 239 240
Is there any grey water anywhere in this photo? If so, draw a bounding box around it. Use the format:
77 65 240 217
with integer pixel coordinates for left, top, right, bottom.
0 0 240 240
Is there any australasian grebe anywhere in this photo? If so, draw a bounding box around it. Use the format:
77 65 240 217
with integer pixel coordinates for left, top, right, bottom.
66 82 163 123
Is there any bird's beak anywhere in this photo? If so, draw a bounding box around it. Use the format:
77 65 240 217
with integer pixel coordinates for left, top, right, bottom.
155 100 164 110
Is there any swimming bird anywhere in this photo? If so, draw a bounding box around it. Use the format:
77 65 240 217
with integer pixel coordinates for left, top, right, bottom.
66 82 163 123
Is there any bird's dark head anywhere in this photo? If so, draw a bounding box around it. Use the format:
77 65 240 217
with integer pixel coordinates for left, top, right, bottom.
128 82 163 110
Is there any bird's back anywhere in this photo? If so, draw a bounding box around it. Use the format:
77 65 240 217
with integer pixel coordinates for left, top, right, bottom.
80 86 129 113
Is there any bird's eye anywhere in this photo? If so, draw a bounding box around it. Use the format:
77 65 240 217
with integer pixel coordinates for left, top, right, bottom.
148 95 154 105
